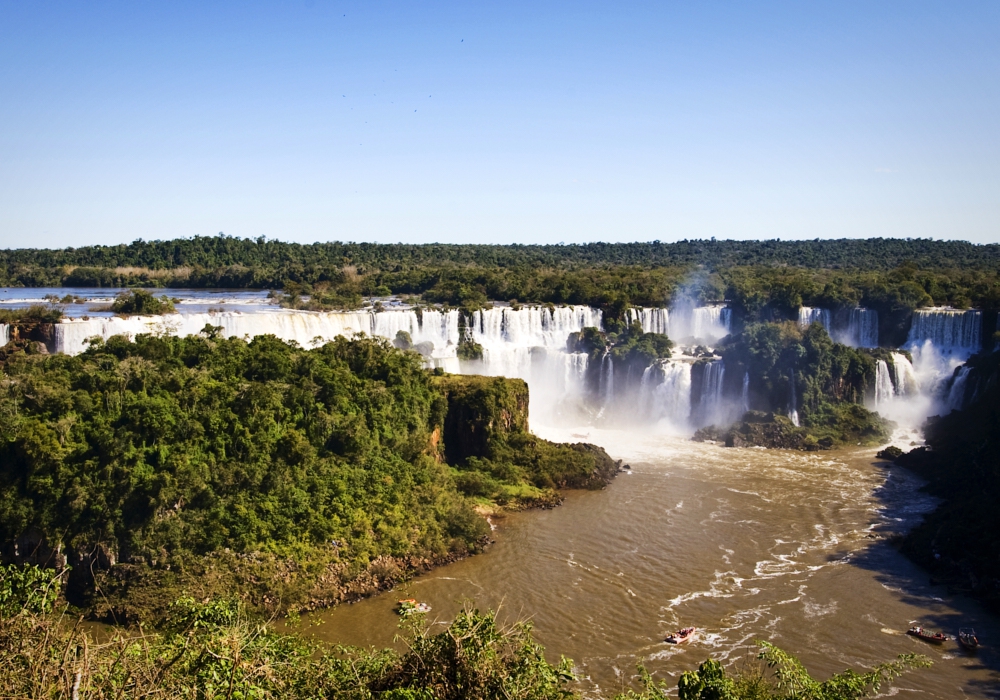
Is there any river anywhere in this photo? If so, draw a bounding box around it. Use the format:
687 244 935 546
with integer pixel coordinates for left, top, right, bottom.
298 427 1000 698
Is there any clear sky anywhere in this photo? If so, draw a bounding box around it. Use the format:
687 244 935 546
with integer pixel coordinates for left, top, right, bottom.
1 1 998 248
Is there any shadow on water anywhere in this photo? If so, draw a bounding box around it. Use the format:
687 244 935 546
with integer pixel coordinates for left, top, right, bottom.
846 458 1000 697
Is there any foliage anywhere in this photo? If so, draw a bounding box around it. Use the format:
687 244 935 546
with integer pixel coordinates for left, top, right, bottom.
0 304 64 325
715 322 890 446
110 289 177 315
434 375 618 502
0 333 617 618
607 321 673 367
4 238 1000 336
670 642 929 700
458 337 485 361
0 562 63 615
0 572 576 700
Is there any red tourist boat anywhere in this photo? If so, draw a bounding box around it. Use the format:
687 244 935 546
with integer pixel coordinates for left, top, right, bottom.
907 626 948 644
665 627 697 644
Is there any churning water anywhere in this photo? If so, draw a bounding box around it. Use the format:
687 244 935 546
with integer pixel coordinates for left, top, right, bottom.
304 430 1000 698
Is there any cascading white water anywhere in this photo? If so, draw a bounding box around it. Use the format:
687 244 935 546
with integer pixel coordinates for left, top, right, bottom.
692 360 726 428
741 371 750 414
890 353 918 396
837 308 879 348
626 308 669 335
0 324 8 347
945 366 972 410
690 306 731 343
469 306 602 350
906 309 981 355
56 311 377 356
874 360 894 406
798 307 832 334
902 309 983 419
637 360 692 428
630 304 730 344
788 370 800 427
868 351 931 429
600 353 615 409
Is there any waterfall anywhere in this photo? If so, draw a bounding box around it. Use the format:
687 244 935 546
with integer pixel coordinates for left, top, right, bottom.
798 307 832 334
626 308 669 335
690 306 731 343
53 305 601 359
638 360 693 426
692 360 726 427
906 308 982 356
788 370 800 426
841 308 879 348
946 366 972 410
626 305 729 343
874 360 894 406
890 353 918 396
902 309 983 409
598 353 615 409
740 371 750 414
53 305 610 429
0 324 8 347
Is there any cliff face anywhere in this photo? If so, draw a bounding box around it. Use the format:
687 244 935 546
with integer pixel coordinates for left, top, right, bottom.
431 374 620 492
894 351 1000 611
432 375 529 464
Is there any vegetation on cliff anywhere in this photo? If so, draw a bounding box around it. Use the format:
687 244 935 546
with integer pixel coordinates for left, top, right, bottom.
0 333 615 622
109 289 177 315
693 322 892 449
434 375 619 505
567 322 674 397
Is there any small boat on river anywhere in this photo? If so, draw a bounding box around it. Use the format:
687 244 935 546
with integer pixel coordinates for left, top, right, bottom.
958 628 980 651
397 599 431 615
665 627 697 644
907 626 948 644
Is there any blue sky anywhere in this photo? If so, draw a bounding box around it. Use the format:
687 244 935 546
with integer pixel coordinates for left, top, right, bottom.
1 1 997 247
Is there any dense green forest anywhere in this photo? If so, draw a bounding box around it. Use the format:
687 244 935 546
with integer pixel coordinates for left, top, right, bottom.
3 238 1000 335
0 332 616 622
4 236 1000 275
692 321 891 449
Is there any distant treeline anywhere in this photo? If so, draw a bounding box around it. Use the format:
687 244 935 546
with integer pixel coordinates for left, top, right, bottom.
3 237 1000 331
4 236 1000 275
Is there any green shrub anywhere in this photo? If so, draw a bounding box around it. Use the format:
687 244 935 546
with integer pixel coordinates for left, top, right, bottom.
110 289 176 315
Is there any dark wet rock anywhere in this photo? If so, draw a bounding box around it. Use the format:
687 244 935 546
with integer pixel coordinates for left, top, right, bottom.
876 445 904 461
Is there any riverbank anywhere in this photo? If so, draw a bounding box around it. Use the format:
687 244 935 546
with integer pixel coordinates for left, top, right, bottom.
300 428 1000 698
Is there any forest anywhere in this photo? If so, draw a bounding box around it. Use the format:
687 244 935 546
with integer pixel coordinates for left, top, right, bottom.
0 331 617 622
2 238 1000 331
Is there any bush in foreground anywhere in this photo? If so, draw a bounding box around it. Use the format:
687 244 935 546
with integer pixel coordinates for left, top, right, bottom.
0 565 929 700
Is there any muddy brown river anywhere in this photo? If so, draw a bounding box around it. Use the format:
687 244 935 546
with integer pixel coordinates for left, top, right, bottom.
297 428 1000 698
